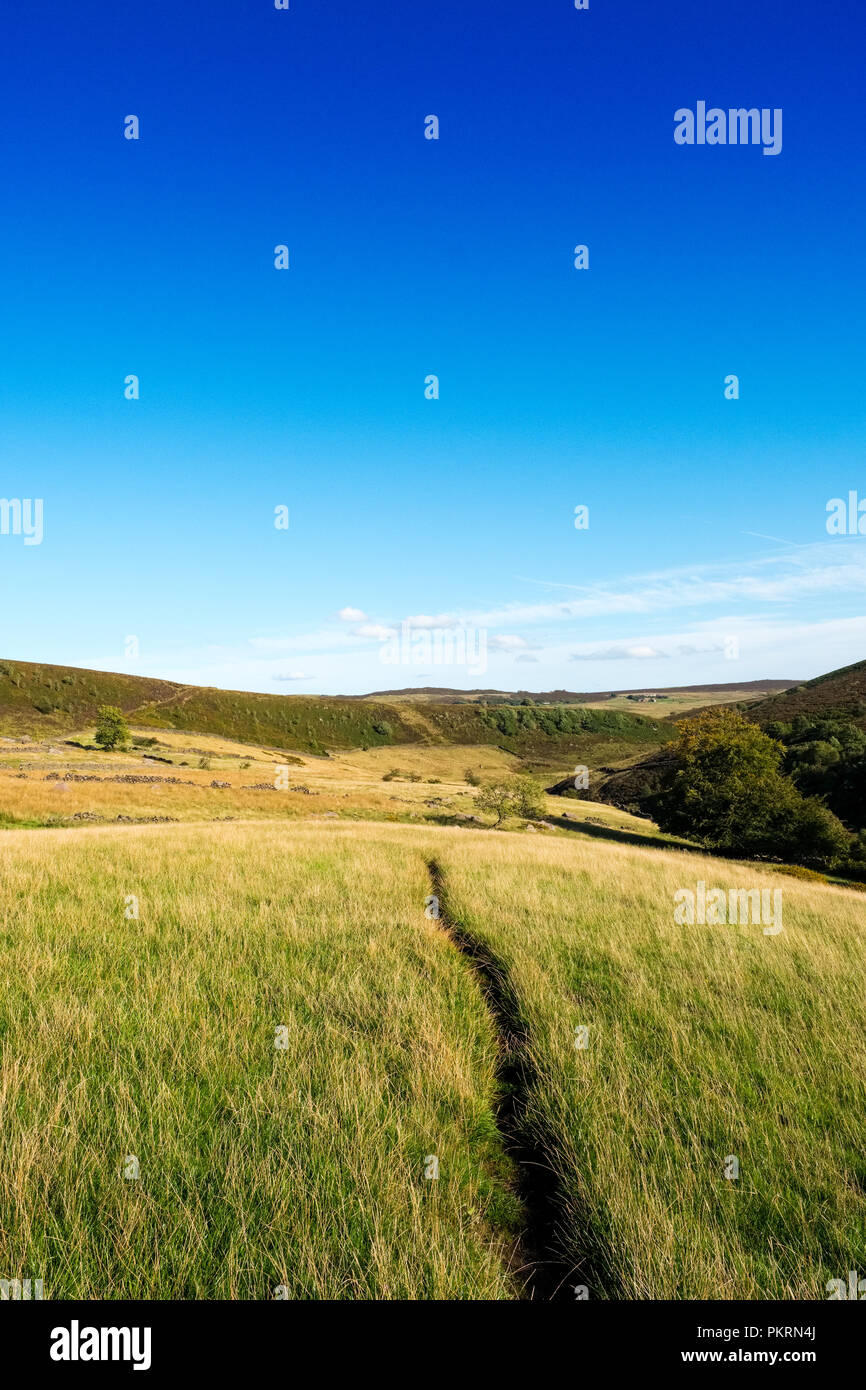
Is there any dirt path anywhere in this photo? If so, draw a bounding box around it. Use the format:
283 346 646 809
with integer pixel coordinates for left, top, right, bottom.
427 859 575 1301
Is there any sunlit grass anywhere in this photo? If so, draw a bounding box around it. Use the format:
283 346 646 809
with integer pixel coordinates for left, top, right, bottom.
1 815 862 1300
0 822 521 1299
434 829 866 1298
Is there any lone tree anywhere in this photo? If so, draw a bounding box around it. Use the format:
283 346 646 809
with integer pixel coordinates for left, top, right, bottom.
94 705 130 751
652 707 848 869
477 774 546 826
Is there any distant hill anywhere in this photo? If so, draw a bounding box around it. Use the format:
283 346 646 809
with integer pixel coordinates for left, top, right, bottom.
746 659 866 729
556 657 866 816
0 657 668 759
359 680 798 703
0 659 420 752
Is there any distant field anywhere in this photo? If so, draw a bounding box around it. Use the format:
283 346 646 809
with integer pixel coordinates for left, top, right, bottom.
580 688 787 719
0 727 673 838
0 818 862 1299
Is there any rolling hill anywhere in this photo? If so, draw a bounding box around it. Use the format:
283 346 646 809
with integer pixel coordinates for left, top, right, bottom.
744 658 866 728
0 657 667 762
560 658 866 823
360 679 798 704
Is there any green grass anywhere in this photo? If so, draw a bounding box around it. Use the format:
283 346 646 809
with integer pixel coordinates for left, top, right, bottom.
0 822 521 1299
433 830 866 1298
1 816 863 1300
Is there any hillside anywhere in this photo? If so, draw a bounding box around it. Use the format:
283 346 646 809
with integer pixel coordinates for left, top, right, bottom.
360 679 798 704
0 660 420 752
745 658 866 729
556 657 866 826
0 658 667 762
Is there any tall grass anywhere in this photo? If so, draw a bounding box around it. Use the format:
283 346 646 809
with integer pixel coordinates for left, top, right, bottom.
435 829 866 1298
1 817 863 1300
0 822 520 1299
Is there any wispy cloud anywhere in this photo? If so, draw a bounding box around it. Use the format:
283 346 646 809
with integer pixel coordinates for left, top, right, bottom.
570 643 668 662
494 543 866 628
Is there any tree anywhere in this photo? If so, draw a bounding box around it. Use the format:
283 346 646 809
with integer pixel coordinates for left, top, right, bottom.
477 774 546 826
780 794 850 869
510 775 546 819
476 782 513 826
652 708 848 868
94 705 129 751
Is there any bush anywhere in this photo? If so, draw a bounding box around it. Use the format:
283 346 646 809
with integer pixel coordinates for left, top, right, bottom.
464 769 481 786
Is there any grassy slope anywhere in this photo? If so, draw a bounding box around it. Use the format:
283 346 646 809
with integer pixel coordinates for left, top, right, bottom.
1 817 863 1299
0 724 689 836
0 658 669 769
0 659 422 751
746 658 866 729
434 829 866 1298
0 823 521 1299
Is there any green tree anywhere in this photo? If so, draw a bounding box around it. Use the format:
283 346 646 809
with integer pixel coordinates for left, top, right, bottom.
476 782 513 826
477 774 546 826
510 775 546 819
653 708 848 868
94 705 130 751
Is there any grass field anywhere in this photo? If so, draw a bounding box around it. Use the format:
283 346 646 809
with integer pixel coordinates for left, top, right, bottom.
1 816 863 1299
0 823 521 1299
434 831 866 1298
0 727 684 845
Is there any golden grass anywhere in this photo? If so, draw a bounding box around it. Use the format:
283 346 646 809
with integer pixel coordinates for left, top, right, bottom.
1 813 862 1299
432 829 866 1298
1 733 668 837
0 821 521 1298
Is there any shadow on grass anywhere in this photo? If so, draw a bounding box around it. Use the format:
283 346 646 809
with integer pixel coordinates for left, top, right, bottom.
547 811 696 854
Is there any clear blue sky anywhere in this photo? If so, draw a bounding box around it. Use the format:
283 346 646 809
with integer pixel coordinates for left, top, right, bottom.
2 0 864 694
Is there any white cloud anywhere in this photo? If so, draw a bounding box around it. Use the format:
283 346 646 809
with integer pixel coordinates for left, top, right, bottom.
464 542 866 629
354 623 397 641
488 634 528 651
274 671 314 681
402 613 458 629
337 607 367 622
570 644 669 662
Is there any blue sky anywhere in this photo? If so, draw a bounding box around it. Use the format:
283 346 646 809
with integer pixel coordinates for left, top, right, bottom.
1 0 864 694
